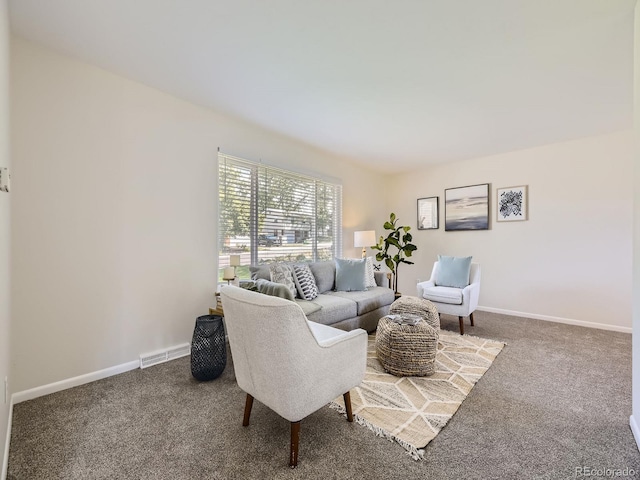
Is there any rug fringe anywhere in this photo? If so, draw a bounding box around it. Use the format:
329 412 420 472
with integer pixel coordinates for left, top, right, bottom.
329 402 425 461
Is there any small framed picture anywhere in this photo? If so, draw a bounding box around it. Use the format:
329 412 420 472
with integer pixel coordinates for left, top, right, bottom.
417 197 439 230
496 185 528 222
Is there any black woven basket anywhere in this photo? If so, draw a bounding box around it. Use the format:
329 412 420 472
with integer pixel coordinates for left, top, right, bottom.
191 314 226 381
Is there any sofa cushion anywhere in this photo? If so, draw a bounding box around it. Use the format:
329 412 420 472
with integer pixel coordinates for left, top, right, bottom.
422 286 463 305
292 263 319 300
294 299 322 317
305 294 357 326
309 261 336 294
307 320 352 343
335 258 367 292
327 287 396 316
435 255 472 288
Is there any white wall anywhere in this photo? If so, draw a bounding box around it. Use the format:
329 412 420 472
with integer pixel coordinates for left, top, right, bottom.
10 37 387 393
630 1 640 450
388 131 633 330
0 0 10 476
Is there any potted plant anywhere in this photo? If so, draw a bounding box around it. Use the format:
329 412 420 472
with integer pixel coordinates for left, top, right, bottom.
372 213 417 295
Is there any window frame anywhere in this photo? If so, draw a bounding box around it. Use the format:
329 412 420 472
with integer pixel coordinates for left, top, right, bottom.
218 153 343 276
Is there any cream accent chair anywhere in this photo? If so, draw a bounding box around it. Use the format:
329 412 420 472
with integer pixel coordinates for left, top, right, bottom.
416 262 481 335
220 286 367 468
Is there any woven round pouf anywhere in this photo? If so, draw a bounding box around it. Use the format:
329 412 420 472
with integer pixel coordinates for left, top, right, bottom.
375 316 439 377
389 296 440 330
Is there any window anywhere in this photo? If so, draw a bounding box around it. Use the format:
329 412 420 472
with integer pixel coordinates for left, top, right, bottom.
218 153 342 279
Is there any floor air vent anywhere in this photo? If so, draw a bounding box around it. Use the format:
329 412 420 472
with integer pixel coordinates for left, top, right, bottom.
140 343 191 369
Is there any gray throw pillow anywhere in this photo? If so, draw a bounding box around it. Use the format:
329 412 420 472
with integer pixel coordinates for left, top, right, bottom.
335 258 367 292
255 278 295 301
249 264 271 281
292 263 319 300
269 263 297 297
435 255 472 288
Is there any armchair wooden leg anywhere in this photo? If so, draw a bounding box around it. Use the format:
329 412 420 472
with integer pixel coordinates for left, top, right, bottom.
458 316 464 335
289 421 301 468
343 391 354 422
470 312 475 326
242 394 254 427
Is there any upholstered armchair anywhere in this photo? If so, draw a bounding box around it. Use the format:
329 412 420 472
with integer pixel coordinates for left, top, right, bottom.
416 261 481 335
219 286 367 467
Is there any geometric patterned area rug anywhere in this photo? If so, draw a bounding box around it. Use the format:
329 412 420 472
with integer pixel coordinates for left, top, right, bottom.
330 330 505 460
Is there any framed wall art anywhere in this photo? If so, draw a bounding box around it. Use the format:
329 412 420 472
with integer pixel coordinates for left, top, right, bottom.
497 185 528 222
444 183 490 231
417 196 439 230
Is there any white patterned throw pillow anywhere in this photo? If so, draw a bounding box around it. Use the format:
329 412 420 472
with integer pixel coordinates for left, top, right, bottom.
269 263 297 298
292 263 319 300
364 257 376 289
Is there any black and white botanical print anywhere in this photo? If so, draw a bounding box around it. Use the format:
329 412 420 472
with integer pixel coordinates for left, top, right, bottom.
496 186 527 222
499 190 522 218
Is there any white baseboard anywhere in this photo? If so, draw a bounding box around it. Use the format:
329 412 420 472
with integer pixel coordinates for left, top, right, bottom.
1 396 13 480
12 360 139 405
477 306 632 334
630 415 640 452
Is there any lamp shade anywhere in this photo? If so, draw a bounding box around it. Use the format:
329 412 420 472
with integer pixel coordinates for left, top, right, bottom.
223 267 235 280
230 254 241 267
354 230 376 248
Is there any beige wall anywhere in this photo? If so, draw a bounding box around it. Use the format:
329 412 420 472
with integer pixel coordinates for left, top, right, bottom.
388 130 633 330
10 37 387 393
0 0 9 474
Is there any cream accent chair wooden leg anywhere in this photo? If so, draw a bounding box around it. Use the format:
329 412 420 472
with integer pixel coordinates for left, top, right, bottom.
220 286 367 468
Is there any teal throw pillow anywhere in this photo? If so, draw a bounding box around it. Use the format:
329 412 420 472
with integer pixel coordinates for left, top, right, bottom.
335 258 367 292
435 255 472 288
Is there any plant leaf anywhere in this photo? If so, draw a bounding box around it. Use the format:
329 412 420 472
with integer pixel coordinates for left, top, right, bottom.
385 258 394 272
387 239 401 250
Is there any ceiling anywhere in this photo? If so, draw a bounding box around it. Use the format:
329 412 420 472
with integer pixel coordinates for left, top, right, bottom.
8 0 637 173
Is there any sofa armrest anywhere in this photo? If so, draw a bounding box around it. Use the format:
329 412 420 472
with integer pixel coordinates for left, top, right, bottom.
374 271 387 287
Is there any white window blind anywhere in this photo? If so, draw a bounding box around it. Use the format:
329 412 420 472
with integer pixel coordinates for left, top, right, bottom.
218 153 342 278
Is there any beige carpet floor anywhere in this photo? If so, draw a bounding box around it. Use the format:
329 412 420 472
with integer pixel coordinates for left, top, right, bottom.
7 311 640 479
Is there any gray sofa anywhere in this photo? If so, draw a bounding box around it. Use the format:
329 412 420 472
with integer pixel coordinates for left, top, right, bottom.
249 261 395 332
